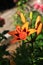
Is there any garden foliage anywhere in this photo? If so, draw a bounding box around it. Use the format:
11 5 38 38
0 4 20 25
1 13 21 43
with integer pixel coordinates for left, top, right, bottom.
12 11 43 65
0 10 43 65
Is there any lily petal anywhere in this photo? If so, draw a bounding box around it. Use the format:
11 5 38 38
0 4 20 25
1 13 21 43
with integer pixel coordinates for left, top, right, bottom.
35 16 41 29
28 29 36 35
22 22 29 30
8 30 17 37
10 38 20 44
16 26 21 33
36 23 43 35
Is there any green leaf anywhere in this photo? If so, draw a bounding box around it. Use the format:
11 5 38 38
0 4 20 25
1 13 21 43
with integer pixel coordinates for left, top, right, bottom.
41 16 43 22
39 57 43 60
36 34 43 40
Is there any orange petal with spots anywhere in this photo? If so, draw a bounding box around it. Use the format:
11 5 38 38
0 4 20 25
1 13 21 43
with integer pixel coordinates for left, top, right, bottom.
16 26 21 33
16 25 21 30
8 30 17 37
28 29 36 35
10 38 20 44
35 16 41 29
22 22 29 30
36 23 42 35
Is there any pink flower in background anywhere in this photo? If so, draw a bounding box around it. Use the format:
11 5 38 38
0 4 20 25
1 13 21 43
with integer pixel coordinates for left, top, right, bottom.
34 3 43 12
34 3 40 9
39 5 43 11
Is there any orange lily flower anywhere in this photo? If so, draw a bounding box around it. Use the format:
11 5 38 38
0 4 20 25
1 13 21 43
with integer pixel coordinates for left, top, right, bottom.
8 25 36 44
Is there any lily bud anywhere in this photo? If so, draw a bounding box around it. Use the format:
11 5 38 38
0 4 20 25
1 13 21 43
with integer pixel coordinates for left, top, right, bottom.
36 23 42 35
20 12 26 23
35 16 41 29
30 12 33 20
